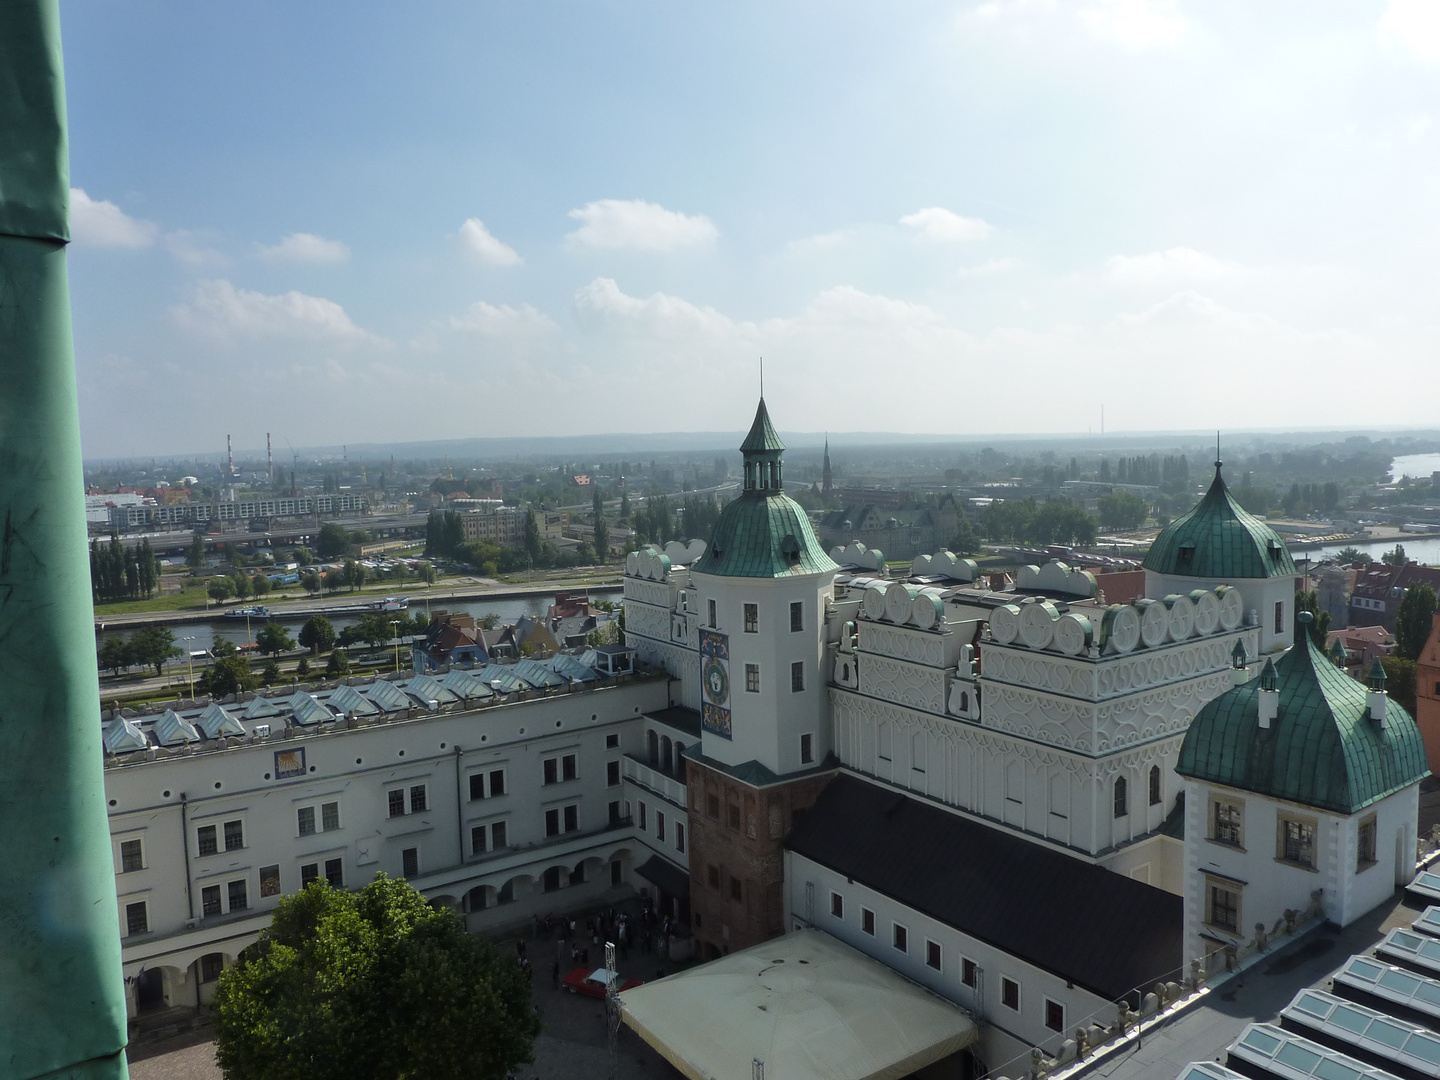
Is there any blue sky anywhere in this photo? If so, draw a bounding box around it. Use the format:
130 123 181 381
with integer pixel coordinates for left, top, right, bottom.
60 1 1440 458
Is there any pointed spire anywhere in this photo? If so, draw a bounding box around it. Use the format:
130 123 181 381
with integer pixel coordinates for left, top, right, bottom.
1368 656 1387 690
1259 657 1278 692
1328 636 1347 667
739 398 784 453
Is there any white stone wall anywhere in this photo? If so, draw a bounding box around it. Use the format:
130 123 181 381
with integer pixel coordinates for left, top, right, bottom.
785 850 1116 1065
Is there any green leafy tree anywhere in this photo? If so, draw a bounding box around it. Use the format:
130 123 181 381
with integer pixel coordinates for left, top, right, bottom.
950 514 980 556
1396 583 1438 661
1336 546 1370 565
251 573 272 597
326 647 351 677
317 523 353 559
231 571 253 601
420 561 437 586
592 487 609 560
350 613 395 648
296 657 311 679
1294 590 1332 648
300 570 322 597
213 876 539 1080
1382 656 1418 718
1096 491 1149 531
98 636 133 676
206 652 259 697
208 576 236 604
523 509 542 563
298 615 336 656
1382 544 1408 567
293 546 314 566
256 622 297 657
187 533 207 573
323 569 346 595
130 625 182 677
261 659 282 687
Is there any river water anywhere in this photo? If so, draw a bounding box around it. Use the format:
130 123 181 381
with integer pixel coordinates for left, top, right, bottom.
98 587 622 652
1390 453 1440 483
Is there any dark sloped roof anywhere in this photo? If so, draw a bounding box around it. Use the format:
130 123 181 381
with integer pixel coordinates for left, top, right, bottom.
646 706 703 739
787 775 1182 1001
1143 464 1297 580
693 492 838 578
1177 628 1429 814
739 397 785 453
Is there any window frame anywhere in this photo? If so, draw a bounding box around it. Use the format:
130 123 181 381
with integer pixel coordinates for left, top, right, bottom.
892 922 908 954
745 663 760 693
1357 814 1378 871
1205 875 1242 933
1277 812 1318 870
227 877 249 912
800 732 814 765
388 788 406 818
408 784 428 813
607 759 621 786
1113 776 1128 818
606 733 621 750
830 891 844 919
259 863 281 898
124 900 149 937
743 603 758 633
201 883 222 916
1210 794 1244 849
1149 765 1162 806
401 846 420 879
1001 977 1020 1012
925 939 942 971
119 837 144 873
861 907 875 936
791 660 805 693
1045 998 1065 1033
790 601 804 633
675 821 685 853
708 598 717 628
961 956 978 988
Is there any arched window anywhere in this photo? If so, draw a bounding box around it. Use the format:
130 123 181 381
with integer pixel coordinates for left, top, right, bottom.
661 736 673 774
1113 776 1128 818
647 730 659 767
1149 765 1162 806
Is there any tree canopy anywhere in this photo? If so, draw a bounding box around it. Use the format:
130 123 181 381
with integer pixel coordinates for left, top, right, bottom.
256 622 296 657
213 876 540 1080
129 625 181 676
1396 583 1438 662
317 522 353 559
298 615 336 655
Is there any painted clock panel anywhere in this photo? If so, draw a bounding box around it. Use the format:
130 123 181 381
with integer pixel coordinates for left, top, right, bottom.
699 629 732 739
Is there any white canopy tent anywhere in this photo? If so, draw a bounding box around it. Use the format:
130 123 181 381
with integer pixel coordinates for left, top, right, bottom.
620 929 978 1080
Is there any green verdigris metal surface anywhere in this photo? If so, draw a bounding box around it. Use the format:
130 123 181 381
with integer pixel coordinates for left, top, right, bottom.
1142 463 1298 580
0 4 131 1078
1177 626 1429 814
693 491 839 578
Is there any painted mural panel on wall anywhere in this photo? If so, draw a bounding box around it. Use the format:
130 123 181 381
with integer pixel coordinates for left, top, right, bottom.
700 628 732 739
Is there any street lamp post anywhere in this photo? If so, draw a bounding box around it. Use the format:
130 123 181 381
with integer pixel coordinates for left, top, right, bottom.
390 619 401 674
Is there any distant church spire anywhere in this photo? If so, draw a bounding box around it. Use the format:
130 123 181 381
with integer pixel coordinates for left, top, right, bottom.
822 434 833 497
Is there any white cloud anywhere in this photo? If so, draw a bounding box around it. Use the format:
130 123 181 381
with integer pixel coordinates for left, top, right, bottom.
1379 0 1440 62
1079 0 1186 51
170 279 377 345
449 300 555 336
164 230 229 269
1103 246 1243 285
456 219 522 266
69 188 158 248
566 199 718 252
965 0 1186 51
899 207 993 243
258 232 351 264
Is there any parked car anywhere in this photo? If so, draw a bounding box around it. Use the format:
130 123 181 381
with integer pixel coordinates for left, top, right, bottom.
560 968 642 999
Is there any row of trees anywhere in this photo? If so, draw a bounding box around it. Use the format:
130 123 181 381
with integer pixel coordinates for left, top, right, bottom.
90 535 160 602
97 625 182 676
983 497 1098 547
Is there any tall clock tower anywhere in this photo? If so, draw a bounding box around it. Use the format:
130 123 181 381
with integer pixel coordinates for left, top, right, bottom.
686 398 840 957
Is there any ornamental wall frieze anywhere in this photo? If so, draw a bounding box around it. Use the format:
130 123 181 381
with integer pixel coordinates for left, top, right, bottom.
857 622 951 669
624 603 676 644
622 580 679 610
858 654 949 715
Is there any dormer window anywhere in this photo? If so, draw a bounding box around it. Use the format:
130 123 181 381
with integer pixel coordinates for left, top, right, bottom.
1176 544 1195 569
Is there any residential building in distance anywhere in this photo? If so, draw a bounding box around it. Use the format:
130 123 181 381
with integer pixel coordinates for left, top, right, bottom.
817 496 961 561
1416 612 1440 772
459 504 525 546
1347 561 1440 631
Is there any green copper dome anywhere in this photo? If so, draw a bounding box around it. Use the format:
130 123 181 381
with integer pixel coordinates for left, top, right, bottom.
1176 625 1428 814
1143 462 1297 580
694 397 838 579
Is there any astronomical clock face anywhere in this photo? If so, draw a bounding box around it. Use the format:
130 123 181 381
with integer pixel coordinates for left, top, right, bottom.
704 658 730 705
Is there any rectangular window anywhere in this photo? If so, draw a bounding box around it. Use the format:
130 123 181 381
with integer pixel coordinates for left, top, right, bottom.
1045 999 1065 1033
791 661 805 693
120 838 144 873
259 864 281 898
707 864 720 889
197 824 218 856
708 598 717 628
544 758 558 785
489 769 506 797
202 884 222 916
491 821 507 849
324 858 343 888
223 820 244 851
200 954 225 983
545 808 560 837
564 804 578 832
656 811 666 842
469 773 486 801
962 957 977 988
1275 601 1285 634
745 663 760 693
1279 816 1317 869
926 940 942 971
301 863 319 887
727 802 741 830
472 825 489 855
730 876 743 902
862 908 875 936
1001 977 1020 1011
608 800 622 825
409 785 427 813
1149 767 1162 806
298 806 316 836
401 847 419 879
830 892 844 919
606 733 620 749
892 923 908 953
790 601 804 633
639 801 648 830
125 901 148 936
676 822 686 853
228 878 248 912
321 801 340 831
607 760 621 786
707 794 720 819
562 754 578 782
744 603 758 633
388 789 406 818
1358 815 1378 870
1212 798 1243 847
1207 880 1240 932
800 732 814 765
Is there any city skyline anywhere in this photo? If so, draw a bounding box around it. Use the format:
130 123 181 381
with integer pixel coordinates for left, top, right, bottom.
63 1 1440 457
